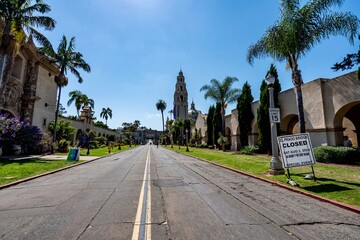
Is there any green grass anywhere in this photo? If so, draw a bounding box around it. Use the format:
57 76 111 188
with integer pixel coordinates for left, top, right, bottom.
56 145 134 157
166 146 360 208
0 158 82 186
0 145 136 187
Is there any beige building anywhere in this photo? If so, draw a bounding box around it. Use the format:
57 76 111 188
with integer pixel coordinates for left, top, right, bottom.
0 36 59 133
196 71 360 150
0 36 120 142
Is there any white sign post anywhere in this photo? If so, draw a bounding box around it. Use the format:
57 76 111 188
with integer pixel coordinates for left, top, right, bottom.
269 108 281 123
277 133 316 182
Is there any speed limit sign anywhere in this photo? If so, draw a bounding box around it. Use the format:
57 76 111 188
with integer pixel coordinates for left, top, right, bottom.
269 108 281 123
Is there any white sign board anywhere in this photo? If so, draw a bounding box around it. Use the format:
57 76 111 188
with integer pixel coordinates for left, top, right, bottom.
269 108 281 123
277 133 316 168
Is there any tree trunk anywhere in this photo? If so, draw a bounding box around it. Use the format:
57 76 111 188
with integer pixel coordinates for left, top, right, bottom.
161 110 165 133
53 84 62 142
292 68 306 133
221 107 225 136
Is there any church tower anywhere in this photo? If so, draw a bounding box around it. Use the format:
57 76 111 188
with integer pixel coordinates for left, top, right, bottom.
173 69 188 120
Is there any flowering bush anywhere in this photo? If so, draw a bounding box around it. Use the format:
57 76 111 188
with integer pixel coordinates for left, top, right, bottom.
0 114 44 154
0 114 23 146
17 124 43 153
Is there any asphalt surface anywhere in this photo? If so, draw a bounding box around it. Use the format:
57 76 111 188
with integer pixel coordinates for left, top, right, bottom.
0 145 359 239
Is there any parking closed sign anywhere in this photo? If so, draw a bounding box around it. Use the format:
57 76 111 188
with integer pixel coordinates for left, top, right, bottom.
277 133 316 168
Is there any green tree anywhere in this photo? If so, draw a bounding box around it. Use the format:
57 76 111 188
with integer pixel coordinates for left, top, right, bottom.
0 0 56 86
247 0 359 133
48 119 76 142
58 103 67 117
166 119 174 147
39 35 91 141
237 81 254 147
206 105 215 146
200 77 241 136
67 91 94 117
213 102 222 149
174 118 184 148
257 65 282 154
332 35 360 80
156 99 167 133
100 107 112 125
67 90 83 117
94 121 108 129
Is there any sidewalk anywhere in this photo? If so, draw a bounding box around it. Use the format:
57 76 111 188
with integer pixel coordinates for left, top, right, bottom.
39 154 99 161
0 154 98 161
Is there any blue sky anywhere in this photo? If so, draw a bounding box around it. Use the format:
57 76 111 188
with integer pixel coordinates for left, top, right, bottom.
45 0 360 130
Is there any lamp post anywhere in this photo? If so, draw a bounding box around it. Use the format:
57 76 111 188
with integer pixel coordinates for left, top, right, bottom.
266 73 284 175
185 128 189 152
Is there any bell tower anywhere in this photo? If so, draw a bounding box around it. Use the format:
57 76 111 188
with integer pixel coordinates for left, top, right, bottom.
173 69 188 120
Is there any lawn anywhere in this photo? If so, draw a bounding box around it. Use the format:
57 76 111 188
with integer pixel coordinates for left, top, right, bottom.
0 158 81 186
0 145 136 186
166 146 360 208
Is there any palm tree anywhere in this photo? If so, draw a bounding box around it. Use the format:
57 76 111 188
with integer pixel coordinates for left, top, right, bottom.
81 94 94 109
156 99 167 133
100 107 112 125
200 77 241 135
247 0 359 133
39 35 91 141
67 90 83 117
67 91 94 117
0 0 56 88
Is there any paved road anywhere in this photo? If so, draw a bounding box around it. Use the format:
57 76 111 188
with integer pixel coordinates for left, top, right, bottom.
0 145 359 239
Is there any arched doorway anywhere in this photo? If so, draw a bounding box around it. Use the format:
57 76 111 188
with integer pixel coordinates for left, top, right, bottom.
281 114 299 135
334 102 360 147
225 127 232 150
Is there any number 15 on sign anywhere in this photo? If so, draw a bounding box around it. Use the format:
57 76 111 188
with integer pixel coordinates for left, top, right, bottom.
269 108 281 123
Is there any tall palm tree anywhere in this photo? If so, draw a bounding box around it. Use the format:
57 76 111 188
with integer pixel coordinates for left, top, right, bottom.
100 107 112 125
200 77 241 135
156 99 167 133
39 35 91 141
81 94 94 109
0 0 56 88
247 0 359 133
67 91 94 117
67 90 83 117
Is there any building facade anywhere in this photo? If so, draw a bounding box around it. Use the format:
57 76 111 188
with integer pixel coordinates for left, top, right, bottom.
196 71 360 150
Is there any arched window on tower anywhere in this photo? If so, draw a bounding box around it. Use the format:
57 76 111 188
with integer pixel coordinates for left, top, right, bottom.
180 86 183 91
180 95 184 102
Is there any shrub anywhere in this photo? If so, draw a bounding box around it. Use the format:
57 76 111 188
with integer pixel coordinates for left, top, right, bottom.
95 136 107 145
240 146 258 155
0 114 23 146
314 146 360 164
58 139 70 153
17 125 43 153
34 133 56 154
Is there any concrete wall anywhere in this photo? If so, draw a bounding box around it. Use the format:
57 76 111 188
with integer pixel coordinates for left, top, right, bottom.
197 71 360 150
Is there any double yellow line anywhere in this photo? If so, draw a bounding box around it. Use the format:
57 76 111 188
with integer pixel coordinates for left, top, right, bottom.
132 146 152 240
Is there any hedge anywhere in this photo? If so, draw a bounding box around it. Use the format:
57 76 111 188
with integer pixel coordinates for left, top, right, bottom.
313 146 360 164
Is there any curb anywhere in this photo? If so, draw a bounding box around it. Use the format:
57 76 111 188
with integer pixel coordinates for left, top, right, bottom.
172 150 360 214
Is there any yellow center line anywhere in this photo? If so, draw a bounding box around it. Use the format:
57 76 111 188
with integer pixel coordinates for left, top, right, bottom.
132 146 151 240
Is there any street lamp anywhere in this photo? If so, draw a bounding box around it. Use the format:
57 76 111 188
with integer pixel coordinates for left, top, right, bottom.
185 129 189 152
266 73 284 175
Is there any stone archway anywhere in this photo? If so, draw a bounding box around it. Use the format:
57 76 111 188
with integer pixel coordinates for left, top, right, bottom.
334 101 360 147
280 114 299 135
225 127 232 150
